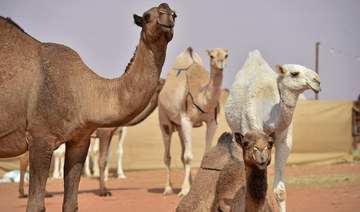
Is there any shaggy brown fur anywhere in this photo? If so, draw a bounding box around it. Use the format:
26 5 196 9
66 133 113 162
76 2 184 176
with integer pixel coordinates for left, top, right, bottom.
0 3 175 211
176 132 275 212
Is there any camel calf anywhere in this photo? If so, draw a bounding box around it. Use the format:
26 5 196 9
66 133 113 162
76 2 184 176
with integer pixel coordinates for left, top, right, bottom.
176 132 275 212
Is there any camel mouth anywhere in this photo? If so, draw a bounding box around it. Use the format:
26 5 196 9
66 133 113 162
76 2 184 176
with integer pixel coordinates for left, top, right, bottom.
159 23 173 31
307 83 322 94
256 162 268 170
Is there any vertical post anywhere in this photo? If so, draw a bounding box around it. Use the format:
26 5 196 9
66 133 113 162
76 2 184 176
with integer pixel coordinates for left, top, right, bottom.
315 42 320 100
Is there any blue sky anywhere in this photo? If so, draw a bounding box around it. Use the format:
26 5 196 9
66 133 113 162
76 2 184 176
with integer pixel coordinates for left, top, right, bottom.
1 0 359 100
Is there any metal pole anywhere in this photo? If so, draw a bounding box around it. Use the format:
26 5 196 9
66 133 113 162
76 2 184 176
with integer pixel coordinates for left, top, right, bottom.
315 42 320 100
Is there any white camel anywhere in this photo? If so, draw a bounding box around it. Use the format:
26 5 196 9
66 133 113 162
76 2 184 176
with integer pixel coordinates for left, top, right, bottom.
225 50 321 212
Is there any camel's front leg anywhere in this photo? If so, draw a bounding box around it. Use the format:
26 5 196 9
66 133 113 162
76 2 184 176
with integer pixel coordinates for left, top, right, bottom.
205 119 217 152
117 127 127 179
27 137 54 211
98 134 112 196
178 117 193 196
63 139 90 212
273 127 293 212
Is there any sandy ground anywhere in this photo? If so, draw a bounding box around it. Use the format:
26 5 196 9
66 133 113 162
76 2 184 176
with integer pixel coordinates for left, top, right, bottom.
0 163 360 212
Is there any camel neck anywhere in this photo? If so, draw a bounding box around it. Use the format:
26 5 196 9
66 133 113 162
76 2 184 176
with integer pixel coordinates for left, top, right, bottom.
245 165 268 211
197 66 223 112
85 39 166 127
275 80 300 131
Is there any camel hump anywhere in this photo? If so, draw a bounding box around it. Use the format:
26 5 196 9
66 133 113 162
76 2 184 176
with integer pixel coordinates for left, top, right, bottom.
172 46 205 70
244 49 272 72
217 132 233 145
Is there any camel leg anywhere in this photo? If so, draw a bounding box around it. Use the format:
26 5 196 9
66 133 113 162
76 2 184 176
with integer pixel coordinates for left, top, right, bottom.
19 151 29 198
117 127 127 179
104 145 111 181
98 133 112 196
59 151 65 179
63 138 90 212
160 122 174 195
178 117 193 196
92 138 100 177
53 152 61 179
83 153 91 177
26 138 54 211
205 119 217 152
273 127 292 212
83 139 93 177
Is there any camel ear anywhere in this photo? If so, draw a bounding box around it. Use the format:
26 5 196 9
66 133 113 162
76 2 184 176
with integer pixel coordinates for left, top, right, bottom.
269 132 276 141
225 49 229 58
206 50 211 56
234 133 246 146
133 14 143 27
275 64 286 77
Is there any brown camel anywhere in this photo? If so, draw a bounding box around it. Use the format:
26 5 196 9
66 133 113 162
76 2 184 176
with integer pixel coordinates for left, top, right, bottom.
158 47 229 196
176 132 275 212
0 3 176 211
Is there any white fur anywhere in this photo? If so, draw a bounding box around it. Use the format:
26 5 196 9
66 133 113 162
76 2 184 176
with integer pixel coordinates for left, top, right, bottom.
51 144 65 179
84 127 127 180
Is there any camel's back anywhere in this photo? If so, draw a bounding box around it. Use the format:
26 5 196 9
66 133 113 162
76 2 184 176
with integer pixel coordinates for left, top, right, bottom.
172 47 205 70
0 17 96 140
159 62 209 121
0 17 40 86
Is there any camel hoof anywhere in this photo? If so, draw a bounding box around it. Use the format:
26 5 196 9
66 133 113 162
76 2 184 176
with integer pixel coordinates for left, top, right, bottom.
100 192 112 197
163 187 174 195
18 194 28 199
117 174 127 179
178 187 190 197
45 193 53 198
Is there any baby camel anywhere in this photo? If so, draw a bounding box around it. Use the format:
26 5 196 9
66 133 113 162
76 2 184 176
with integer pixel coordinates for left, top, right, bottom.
176 132 275 212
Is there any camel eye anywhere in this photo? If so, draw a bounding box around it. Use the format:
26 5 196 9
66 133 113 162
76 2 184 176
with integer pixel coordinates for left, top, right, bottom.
291 72 299 77
143 13 150 23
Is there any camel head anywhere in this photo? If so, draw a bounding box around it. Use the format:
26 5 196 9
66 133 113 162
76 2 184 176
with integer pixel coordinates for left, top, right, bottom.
275 64 322 94
206 48 229 71
133 3 176 44
235 131 275 170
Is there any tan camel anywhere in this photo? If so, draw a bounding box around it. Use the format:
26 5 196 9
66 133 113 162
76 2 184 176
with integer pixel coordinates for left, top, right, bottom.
225 50 321 212
176 132 275 212
0 3 176 211
158 47 229 196
92 78 165 196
